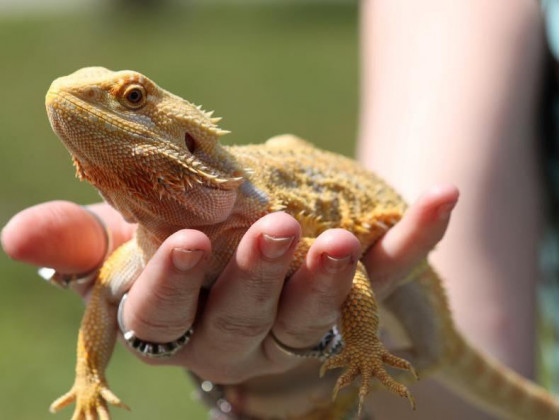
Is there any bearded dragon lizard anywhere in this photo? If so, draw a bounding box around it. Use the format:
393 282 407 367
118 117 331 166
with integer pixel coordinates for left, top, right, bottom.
44 67 558 420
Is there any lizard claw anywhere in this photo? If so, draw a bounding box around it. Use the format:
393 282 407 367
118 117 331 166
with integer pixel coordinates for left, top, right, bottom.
50 381 129 420
321 342 416 415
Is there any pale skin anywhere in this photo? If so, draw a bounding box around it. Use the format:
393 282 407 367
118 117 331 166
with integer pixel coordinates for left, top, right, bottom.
2 185 458 417
359 0 546 418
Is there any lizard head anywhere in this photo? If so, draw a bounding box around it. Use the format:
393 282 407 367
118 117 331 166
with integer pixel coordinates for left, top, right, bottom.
46 67 245 226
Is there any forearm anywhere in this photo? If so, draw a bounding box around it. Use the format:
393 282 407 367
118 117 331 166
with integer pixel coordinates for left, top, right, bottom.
358 0 546 417
206 362 354 419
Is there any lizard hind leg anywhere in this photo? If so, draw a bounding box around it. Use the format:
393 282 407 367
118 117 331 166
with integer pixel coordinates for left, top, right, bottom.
320 262 417 415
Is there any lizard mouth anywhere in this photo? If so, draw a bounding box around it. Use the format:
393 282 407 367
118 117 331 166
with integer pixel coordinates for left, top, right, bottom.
46 90 244 192
46 90 154 141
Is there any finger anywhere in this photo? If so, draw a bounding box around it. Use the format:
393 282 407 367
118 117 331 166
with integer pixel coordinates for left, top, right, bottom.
85 202 136 249
189 212 300 380
1 201 110 273
121 229 210 350
364 184 459 297
266 229 360 363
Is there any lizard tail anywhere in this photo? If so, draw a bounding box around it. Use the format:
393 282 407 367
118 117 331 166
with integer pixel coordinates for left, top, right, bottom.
383 266 557 419
437 331 558 420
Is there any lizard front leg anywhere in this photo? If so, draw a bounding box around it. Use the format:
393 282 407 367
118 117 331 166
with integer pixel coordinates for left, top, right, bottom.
51 240 142 420
320 261 418 416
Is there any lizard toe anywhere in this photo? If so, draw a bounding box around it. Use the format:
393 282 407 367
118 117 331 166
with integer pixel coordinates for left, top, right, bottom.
50 388 77 413
320 353 348 378
51 381 128 420
382 351 419 380
332 365 360 401
324 340 416 415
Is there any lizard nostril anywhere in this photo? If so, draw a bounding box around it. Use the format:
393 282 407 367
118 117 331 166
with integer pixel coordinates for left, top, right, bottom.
184 132 196 153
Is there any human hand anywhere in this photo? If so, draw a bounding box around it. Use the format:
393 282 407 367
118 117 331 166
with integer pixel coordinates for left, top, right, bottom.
1 184 458 389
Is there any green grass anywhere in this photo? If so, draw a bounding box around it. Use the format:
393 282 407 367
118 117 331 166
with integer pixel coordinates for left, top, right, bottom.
0 3 358 419
1 3 556 419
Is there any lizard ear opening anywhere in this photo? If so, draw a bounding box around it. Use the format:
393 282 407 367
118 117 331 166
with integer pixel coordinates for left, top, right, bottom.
184 132 196 153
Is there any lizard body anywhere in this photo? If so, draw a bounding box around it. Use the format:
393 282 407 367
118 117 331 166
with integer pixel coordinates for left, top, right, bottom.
45 67 558 419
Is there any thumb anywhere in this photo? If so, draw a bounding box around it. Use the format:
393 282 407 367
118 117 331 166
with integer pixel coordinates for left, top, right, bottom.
2 201 114 273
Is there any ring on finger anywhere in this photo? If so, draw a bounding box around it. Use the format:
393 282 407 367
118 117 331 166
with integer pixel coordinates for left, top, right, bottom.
37 206 112 288
271 326 344 361
117 292 193 359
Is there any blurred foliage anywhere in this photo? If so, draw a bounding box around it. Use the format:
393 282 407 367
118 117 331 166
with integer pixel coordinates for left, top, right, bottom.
0 2 358 419
1 2 556 419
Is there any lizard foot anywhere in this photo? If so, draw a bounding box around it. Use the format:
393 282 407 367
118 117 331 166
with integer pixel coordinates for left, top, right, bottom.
320 342 417 416
50 381 129 420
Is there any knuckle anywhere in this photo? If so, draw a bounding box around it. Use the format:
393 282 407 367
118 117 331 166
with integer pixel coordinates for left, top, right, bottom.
212 313 271 340
236 267 283 304
245 260 281 281
150 278 198 311
151 285 179 305
245 282 277 305
131 311 190 339
275 318 337 347
307 281 348 309
309 281 341 302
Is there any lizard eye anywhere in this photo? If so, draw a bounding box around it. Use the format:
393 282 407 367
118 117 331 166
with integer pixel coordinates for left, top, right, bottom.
122 85 146 109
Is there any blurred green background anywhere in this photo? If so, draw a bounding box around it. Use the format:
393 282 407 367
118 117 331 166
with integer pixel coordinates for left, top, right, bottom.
0 1 556 420
0 1 359 419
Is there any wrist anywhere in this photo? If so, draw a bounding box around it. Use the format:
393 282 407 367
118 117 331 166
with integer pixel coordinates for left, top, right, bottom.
226 361 334 419
190 360 362 419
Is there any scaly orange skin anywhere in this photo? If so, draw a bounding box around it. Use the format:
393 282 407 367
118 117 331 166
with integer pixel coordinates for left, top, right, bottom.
45 67 558 420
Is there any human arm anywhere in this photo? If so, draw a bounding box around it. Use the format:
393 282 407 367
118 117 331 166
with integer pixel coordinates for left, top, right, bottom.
358 0 546 418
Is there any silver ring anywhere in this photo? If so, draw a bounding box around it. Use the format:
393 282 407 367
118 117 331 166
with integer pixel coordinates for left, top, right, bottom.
37 206 112 288
117 293 193 359
37 267 99 288
271 326 344 361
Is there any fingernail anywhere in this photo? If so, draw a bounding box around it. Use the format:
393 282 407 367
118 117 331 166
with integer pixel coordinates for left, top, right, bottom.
260 234 295 259
322 253 353 273
438 201 457 220
172 248 203 271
